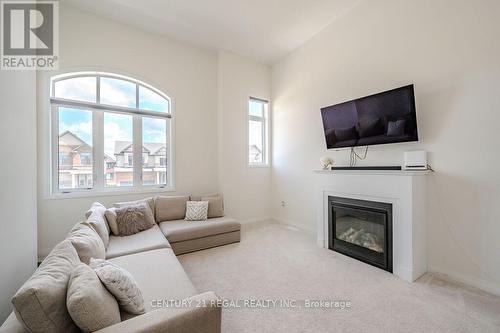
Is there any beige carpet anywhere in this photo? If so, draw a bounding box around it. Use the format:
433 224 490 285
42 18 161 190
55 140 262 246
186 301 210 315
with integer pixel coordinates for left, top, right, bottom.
178 221 500 333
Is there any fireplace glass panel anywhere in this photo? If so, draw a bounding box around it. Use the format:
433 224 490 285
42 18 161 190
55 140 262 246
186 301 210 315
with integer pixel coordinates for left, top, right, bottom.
334 206 386 254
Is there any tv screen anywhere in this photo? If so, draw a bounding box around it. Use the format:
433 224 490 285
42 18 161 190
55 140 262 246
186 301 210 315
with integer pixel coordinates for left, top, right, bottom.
321 85 418 149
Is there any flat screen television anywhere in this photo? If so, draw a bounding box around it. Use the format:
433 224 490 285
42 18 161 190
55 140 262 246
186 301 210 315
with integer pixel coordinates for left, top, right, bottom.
321 85 418 149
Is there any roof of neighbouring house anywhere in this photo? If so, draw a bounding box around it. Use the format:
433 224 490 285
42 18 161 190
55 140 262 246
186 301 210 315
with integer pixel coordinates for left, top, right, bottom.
114 141 166 155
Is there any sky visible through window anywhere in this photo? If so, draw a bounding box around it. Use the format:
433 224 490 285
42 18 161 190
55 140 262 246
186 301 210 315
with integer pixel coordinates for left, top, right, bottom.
57 76 170 153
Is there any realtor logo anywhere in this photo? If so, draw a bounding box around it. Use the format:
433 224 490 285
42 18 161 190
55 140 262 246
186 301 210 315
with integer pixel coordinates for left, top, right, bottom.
1 0 58 70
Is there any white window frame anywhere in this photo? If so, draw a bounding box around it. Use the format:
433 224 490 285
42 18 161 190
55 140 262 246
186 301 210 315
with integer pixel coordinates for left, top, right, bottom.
247 97 270 167
50 72 174 197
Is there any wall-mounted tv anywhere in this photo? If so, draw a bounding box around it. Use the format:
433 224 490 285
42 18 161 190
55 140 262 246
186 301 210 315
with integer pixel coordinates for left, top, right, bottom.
321 85 418 149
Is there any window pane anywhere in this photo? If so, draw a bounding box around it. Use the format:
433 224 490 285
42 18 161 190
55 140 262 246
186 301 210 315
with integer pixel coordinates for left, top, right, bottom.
100 77 136 108
142 117 167 186
139 86 169 113
249 100 264 117
104 113 133 187
249 119 263 164
58 108 93 189
54 76 96 103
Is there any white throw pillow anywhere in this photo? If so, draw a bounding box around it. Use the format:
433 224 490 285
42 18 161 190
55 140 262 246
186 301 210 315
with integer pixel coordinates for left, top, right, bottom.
89 259 145 315
185 201 209 221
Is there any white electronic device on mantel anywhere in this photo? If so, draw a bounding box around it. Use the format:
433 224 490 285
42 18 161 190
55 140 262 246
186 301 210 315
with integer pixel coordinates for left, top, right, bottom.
403 151 428 170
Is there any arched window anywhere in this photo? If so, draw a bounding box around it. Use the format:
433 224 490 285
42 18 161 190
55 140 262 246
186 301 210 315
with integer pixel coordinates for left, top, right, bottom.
50 72 173 194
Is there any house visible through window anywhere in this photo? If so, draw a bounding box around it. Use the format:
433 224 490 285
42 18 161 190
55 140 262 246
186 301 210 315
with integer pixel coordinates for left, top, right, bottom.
50 72 172 194
248 97 269 166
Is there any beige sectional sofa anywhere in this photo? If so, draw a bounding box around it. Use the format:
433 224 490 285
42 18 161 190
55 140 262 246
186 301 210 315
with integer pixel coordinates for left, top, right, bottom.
1 195 240 333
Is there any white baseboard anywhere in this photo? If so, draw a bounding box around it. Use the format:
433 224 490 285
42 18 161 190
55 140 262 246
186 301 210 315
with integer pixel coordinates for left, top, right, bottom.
271 217 316 234
427 265 500 297
239 217 273 224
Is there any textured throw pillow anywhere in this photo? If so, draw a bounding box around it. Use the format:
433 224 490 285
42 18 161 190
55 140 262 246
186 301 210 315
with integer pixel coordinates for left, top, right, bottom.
104 208 119 236
12 240 80 333
387 119 407 136
67 222 106 264
155 195 190 222
67 264 121 333
334 126 358 142
114 203 155 236
85 202 110 248
190 194 224 218
185 201 209 221
90 259 145 315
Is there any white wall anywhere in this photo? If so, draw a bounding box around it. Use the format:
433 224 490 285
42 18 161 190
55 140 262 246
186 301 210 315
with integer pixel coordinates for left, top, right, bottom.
37 5 273 257
217 51 272 222
37 4 219 257
271 0 500 295
0 71 38 322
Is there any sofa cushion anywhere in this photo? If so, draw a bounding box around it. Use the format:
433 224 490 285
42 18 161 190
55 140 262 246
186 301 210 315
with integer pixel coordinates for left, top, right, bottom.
105 208 119 236
108 248 197 315
67 222 106 264
114 197 155 216
170 230 241 255
11 240 80 333
159 217 240 243
90 259 146 315
1 312 29 333
67 263 121 332
85 202 110 248
106 224 170 259
155 195 189 222
190 194 224 218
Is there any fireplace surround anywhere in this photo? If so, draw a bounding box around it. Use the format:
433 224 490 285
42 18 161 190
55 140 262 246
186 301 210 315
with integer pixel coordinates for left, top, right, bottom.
328 196 392 272
314 168 428 282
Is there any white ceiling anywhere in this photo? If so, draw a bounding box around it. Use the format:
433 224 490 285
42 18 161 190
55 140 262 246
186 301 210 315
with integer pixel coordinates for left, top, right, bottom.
65 0 360 64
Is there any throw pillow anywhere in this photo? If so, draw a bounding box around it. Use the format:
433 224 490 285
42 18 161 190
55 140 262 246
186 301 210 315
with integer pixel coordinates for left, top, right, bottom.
67 264 120 333
12 240 80 333
104 208 119 236
387 119 407 136
334 126 358 142
115 203 155 236
67 222 105 265
185 201 209 221
90 259 146 315
190 194 224 218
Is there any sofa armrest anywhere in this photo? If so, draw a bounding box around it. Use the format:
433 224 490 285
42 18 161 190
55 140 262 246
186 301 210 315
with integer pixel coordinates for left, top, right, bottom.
95 292 221 333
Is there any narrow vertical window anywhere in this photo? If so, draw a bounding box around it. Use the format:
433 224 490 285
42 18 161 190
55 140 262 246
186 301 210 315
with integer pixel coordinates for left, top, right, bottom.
248 97 269 166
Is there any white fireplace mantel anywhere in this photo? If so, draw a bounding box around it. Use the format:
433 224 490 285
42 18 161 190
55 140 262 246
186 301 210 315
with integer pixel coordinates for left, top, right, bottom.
314 169 429 282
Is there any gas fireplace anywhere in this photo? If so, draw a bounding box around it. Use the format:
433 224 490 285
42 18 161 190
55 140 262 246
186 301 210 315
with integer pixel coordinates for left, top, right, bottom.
328 196 392 272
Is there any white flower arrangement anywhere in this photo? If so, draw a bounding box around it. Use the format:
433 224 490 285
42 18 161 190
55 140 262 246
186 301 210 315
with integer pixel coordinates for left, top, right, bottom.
320 156 334 170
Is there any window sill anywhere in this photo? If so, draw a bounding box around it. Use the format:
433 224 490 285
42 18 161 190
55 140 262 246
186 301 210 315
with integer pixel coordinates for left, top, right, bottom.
248 164 271 168
46 186 176 200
